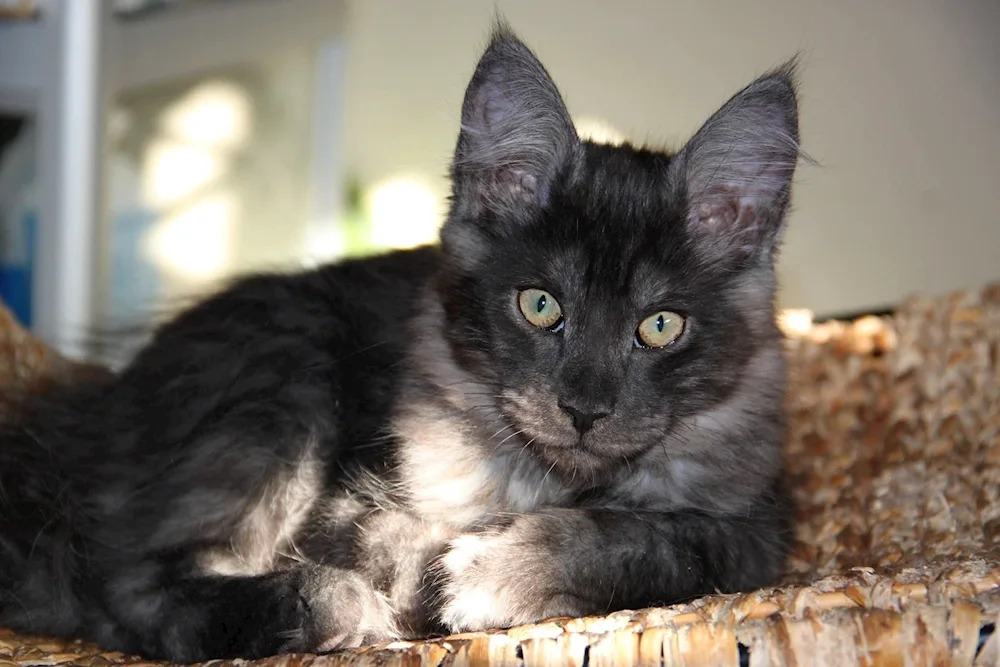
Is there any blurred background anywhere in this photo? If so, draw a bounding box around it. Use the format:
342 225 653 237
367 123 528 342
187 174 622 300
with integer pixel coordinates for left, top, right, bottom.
0 0 998 362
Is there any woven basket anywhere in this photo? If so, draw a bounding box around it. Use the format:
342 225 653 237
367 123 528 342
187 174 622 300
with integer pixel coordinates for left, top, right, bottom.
0 285 997 667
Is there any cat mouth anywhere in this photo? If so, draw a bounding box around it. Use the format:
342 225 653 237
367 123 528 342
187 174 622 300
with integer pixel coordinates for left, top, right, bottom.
499 401 635 474
528 434 626 478
521 425 658 479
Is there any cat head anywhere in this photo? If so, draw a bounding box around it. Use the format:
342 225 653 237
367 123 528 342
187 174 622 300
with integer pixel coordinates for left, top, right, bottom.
436 24 801 483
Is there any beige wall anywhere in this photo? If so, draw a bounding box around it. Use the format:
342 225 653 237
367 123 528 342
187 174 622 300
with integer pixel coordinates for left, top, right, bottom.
342 0 1000 316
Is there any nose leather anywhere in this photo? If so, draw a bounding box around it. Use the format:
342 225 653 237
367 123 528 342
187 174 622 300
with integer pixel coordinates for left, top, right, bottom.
558 402 610 434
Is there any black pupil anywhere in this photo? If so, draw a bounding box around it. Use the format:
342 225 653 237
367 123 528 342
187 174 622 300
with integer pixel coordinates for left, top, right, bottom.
536 294 547 312
656 314 664 332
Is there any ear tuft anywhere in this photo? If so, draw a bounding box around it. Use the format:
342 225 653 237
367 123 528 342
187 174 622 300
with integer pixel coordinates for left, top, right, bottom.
672 60 804 261
448 23 578 222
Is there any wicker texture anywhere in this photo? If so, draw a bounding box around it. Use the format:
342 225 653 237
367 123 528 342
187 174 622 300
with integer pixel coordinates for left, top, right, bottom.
0 308 108 421
0 285 997 666
0 307 60 394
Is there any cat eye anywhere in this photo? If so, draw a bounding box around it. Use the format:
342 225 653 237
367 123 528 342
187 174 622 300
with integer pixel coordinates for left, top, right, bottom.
635 311 685 348
517 288 564 332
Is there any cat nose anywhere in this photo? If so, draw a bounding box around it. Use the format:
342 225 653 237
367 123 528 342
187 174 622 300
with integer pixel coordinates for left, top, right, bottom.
558 402 610 435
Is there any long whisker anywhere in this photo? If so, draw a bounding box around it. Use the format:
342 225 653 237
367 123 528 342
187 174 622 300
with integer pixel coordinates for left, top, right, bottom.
514 437 536 465
490 424 515 440
541 459 559 486
494 428 526 449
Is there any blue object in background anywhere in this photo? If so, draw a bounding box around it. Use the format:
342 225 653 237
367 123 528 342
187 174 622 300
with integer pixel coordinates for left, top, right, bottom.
0 118 37 329
0 208 36 328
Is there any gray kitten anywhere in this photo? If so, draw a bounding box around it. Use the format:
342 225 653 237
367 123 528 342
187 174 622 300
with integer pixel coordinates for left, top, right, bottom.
0 23 798 661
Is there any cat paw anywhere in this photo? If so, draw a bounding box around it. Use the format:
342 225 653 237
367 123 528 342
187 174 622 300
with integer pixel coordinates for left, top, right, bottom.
437 532 511 630
301 568 400 651
270 591 316 654
193 572 317 659
207 567 397 657
435 524 586 632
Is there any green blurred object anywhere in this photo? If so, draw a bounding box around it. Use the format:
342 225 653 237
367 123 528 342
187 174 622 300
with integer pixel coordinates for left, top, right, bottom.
341 177 380 258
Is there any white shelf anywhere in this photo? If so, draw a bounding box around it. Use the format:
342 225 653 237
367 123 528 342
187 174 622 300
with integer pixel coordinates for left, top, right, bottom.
0 0 346 358
0 1 345 95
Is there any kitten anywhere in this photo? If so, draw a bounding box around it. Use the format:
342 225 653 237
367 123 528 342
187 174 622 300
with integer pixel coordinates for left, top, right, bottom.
0 24 800 662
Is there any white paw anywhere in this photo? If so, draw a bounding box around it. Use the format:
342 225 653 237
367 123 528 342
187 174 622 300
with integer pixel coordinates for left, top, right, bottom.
441 533 492 575
437 532 513 632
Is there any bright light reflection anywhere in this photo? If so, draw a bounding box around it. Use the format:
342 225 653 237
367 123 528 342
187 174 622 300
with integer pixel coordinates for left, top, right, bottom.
142 139 223 208
778 308 815 337
367 176 442 250
574 116 627 146
160 80 251 151
303 221 345 265
143 194 235 280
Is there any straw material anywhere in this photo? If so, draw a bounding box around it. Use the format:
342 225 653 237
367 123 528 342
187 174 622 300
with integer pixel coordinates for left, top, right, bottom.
0 284 997 666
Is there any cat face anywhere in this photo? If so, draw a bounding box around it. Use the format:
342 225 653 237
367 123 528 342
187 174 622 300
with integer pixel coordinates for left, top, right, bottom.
437 25 800 481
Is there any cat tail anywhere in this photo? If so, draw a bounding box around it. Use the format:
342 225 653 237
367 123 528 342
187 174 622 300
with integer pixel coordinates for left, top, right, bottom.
0 380 111 642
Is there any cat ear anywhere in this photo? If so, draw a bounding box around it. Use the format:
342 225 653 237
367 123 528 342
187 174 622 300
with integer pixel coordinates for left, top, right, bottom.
449 23 578 222
671 62 802 262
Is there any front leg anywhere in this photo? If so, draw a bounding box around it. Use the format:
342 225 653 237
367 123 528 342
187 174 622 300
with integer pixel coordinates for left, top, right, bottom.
435 497 792 632
97 562 398 661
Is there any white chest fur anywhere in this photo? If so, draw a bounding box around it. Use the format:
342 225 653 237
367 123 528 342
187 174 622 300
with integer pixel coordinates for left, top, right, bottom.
396 404 570 526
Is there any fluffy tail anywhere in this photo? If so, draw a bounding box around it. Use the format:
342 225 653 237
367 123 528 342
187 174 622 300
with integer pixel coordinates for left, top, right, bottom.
0 381 109 639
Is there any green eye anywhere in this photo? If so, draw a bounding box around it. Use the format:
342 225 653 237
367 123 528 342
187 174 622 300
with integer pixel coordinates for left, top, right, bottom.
517 288 564 331
636 311 685 348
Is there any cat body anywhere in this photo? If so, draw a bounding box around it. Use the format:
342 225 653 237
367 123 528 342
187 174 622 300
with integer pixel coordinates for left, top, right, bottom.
0 25 800 662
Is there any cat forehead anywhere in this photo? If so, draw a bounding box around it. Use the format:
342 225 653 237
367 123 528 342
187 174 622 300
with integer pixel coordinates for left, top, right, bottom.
517 236 694 308
558 142 681 223
573 142 676 192
498 146 696 291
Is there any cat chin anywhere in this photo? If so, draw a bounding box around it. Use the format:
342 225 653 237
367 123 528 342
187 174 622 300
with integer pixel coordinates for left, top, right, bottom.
504 417 653 481
531 440 624 481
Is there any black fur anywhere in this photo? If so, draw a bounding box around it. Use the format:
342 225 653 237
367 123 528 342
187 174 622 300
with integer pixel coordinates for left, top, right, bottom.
0 24 800 661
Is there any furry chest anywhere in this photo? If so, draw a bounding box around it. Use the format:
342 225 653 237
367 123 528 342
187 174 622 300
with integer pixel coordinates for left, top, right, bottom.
401 443 571 526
